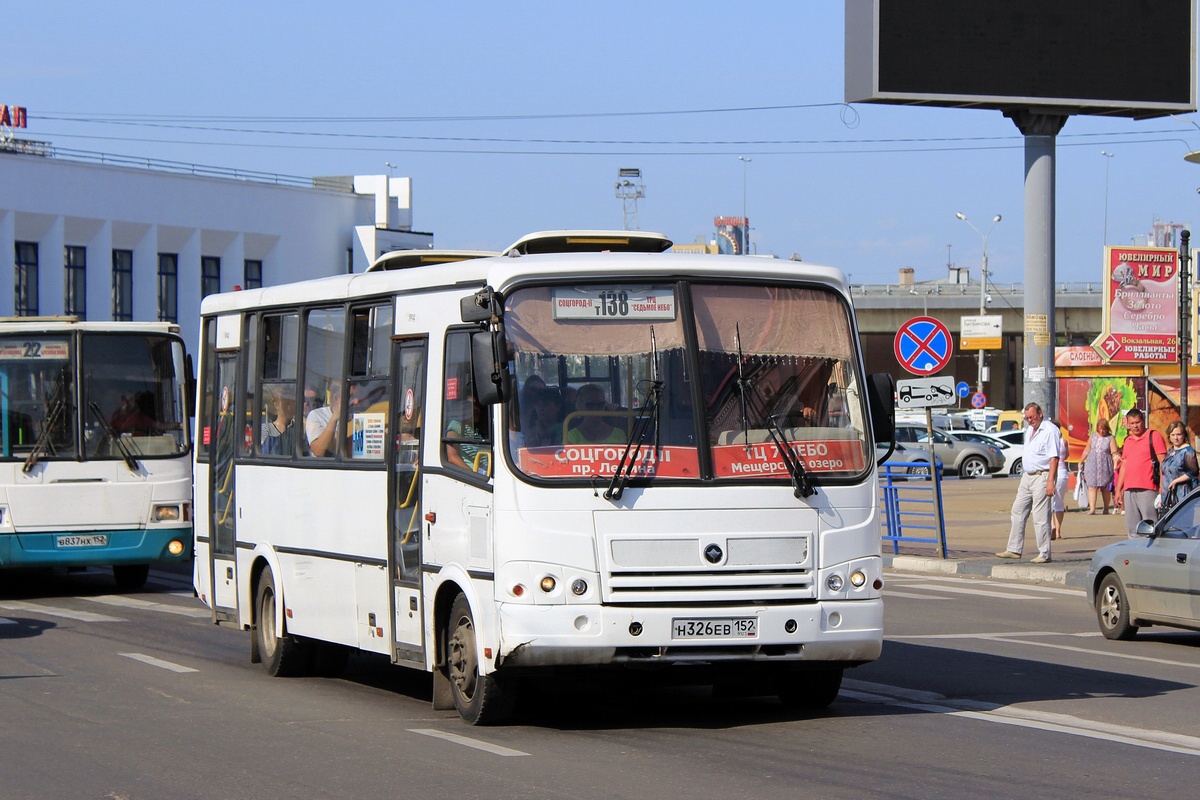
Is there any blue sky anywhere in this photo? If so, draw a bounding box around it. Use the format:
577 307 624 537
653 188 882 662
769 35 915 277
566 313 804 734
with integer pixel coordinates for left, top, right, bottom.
8 2 1199 284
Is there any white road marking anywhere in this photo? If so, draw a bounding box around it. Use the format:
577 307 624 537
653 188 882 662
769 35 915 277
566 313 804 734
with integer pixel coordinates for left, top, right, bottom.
888 573 1085 596
843 678 1200 758
87 594 210 618
903 583 1048 600
0 601 125 623
119 652 198 673
0 618 17 625
409 728 529 757
883 590 953 600
889 631 1200 669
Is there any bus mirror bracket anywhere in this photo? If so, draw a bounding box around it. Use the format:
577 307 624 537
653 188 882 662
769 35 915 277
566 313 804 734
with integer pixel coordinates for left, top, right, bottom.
460 287 500 323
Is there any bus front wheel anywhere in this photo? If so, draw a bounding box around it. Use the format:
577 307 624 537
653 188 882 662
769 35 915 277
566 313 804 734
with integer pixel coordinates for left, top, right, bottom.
445 593 516 725
255 569 311 677
113 564 149 590
776 666 844 711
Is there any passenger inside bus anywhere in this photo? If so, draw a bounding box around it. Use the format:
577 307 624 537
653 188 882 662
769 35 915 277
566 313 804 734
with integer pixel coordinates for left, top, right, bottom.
261 386 297 456
526 386 566 447
306 381 341 457
445 397 491 475
565 383 627 445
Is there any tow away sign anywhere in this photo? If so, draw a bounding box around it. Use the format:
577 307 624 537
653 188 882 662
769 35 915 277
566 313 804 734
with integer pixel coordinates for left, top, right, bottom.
897 376 956 409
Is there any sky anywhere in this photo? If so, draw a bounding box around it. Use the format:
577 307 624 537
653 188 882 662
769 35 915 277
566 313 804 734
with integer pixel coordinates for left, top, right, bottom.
7 2 1200 286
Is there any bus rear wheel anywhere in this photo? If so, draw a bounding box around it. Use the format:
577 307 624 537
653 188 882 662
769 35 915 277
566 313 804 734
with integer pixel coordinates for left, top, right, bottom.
113 564 149 590
255 569 311 677
445 593 516 725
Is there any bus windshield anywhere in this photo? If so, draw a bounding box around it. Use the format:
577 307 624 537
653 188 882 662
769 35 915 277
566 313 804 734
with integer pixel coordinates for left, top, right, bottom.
0 332 189 462
505 281 869 483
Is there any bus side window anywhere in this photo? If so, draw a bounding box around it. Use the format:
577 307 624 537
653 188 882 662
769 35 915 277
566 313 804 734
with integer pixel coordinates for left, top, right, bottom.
301 307 346 459
441 330 491 476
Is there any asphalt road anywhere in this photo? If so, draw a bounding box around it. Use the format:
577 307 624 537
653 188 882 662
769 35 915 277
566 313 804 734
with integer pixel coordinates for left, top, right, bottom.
2 566 1199 799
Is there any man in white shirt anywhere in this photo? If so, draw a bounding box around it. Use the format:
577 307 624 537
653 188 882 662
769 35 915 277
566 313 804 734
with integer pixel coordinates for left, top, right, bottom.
997 402 1062 563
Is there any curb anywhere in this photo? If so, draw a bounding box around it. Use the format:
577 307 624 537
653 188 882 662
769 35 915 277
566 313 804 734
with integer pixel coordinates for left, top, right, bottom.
883 554 1092 589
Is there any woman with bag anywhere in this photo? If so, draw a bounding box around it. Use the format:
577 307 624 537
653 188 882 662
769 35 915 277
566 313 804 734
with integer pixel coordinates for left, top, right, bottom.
1159 421 1198 513
1080 417 1118 515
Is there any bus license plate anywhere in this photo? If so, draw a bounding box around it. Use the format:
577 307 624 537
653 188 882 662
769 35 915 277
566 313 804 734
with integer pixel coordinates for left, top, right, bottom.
56 534 108 548
671 617 757 640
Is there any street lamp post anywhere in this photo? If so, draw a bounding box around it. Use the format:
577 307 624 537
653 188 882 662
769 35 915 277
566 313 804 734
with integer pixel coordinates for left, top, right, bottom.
956 212 1002 397
1101 151 1115 248
738 156 751 254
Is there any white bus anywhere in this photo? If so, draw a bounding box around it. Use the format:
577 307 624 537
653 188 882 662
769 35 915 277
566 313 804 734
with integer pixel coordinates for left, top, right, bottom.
192 237 895 724
0 318 193 588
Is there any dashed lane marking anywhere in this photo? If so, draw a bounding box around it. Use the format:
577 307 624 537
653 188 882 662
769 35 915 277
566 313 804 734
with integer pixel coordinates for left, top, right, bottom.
0 601 126 623
409 728 529 757
119 652 198 673
86 594 210 618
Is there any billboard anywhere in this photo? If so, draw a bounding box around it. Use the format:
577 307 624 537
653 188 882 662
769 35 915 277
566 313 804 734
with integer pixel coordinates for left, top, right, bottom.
845 1 1197 118
1091 247 1179 364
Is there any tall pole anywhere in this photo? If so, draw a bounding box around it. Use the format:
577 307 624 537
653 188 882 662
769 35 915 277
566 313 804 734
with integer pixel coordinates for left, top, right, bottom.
738 156 751 254
1181 229 1191 436
1101 151 1114 248
956 212 1002 396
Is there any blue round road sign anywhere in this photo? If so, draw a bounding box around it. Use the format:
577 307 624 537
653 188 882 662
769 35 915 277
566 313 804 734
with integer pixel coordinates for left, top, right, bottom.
893 317 954 375
956 381 971 398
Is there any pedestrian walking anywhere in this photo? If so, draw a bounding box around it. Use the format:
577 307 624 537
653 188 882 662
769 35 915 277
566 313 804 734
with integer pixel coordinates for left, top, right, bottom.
1051 422 1069 540
1114 408 1166 537
996 402 1062 563
1079 417 1118 514
1158 421 1198 514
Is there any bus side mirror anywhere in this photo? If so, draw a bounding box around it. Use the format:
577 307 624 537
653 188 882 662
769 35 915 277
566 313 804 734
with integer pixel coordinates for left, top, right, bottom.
471 328 510 406
866 372 895 448
461 286 501 323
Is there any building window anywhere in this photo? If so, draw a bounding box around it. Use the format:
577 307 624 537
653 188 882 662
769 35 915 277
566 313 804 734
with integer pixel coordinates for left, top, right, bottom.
158 253 178 323
14 241 38 316
244 259 263 290
64 246 87 319
112 249 133 321
201 256 221 299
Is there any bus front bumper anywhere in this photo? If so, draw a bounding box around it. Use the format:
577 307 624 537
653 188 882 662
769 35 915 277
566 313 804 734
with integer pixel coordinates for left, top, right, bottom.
0 528 193 569
496 598 882 668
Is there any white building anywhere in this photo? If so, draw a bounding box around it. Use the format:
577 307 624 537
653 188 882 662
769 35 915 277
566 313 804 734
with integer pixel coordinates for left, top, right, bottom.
0 147 433 351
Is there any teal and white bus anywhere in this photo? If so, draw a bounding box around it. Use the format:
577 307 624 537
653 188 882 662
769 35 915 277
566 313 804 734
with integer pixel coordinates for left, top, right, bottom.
192 232 895 723
0 318 193 588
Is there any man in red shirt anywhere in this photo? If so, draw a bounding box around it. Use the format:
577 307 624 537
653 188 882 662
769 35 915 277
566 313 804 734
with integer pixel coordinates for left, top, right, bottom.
1115 407 1166 537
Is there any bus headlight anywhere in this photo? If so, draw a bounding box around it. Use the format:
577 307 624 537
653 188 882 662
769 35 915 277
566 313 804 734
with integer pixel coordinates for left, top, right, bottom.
826 573 845 592
167 539 185 556
850 570 867 588
153 504 181 522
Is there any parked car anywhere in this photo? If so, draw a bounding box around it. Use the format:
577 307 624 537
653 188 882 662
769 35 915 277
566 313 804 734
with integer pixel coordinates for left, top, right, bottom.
952 430 1025 475
989 410 1024 432
1088 490 1200 640
876 441 943 477
893 423 1006 478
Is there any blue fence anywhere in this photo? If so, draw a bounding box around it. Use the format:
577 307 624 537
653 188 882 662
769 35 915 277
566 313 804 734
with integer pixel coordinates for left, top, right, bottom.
880 462 947 558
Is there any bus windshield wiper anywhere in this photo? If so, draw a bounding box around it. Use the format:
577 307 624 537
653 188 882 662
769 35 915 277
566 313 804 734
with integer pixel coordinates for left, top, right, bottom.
605 327 663 502
88 401 139 472
23 368 70 474
734 324 815 499
762 410 815 499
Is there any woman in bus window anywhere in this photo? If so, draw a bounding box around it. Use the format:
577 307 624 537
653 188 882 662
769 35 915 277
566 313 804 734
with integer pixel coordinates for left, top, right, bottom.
262 387 297 456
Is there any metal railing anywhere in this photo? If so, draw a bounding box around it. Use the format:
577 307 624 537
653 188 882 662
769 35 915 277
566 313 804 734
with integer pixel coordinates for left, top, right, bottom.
880 462 947 558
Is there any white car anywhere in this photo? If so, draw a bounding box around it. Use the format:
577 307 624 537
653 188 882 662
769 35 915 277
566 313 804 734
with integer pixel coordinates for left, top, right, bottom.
953 430 1025 475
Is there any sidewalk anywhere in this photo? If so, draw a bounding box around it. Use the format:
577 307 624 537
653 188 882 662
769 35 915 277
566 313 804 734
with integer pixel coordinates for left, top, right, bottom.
881 475 1130 588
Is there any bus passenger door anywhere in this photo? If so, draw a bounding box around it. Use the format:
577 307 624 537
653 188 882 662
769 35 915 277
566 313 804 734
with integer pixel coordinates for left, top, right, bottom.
210 352 240 620
389 338 426 665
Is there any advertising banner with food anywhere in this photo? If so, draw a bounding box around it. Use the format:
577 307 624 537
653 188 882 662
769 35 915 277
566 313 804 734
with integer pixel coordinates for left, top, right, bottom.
1091 246 1178 364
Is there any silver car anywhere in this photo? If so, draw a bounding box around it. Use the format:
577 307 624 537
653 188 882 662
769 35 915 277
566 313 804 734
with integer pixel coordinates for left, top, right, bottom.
892 424 1006 478
1088 492 1200 640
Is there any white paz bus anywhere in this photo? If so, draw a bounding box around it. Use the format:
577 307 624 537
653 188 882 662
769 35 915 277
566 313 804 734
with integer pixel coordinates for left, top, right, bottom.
192 232 895 724
0 317 193 588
